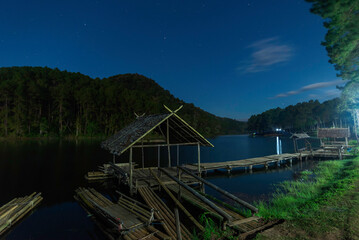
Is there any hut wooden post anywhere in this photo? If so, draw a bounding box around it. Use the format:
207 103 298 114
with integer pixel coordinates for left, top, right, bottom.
157 145 161 175
129 147 133 196
177 144 179 167
167 119 171 167
293 139 298 153
177 144 181 198
197 143 201 177
141 140 144 169
178 168 182 200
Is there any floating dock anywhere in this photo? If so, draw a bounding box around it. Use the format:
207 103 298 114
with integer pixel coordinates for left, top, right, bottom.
75 187 170 240
0 192 43 236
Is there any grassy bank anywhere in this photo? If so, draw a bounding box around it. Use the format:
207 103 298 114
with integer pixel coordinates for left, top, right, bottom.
193 156 359 239
256 156 359 239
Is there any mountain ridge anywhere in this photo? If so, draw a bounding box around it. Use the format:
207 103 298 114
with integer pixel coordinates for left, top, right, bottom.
0 66 246 137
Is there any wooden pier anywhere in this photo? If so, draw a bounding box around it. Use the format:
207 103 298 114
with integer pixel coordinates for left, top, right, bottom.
0 192 43 236
183 148 352 174
183 152 310 173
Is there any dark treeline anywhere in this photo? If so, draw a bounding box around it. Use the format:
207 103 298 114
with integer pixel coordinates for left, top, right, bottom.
247 99 352 133
0 67 246 137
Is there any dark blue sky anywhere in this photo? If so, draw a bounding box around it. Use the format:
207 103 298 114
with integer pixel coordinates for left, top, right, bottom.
0 0 345 120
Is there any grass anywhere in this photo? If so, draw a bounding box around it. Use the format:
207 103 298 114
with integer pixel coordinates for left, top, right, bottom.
256 156 359 239
257 158 359 220
192 147 359 239
192 212 236 240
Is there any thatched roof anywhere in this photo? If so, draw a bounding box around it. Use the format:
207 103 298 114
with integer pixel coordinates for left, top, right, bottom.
317 128 350 138
290 133 310 139
101 112 213 156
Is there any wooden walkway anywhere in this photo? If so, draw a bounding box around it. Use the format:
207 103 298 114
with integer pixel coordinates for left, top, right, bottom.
0 192 42 236
184 152 310 173
184 148 353 174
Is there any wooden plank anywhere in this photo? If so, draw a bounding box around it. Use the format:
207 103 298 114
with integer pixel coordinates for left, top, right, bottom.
228 216 260 227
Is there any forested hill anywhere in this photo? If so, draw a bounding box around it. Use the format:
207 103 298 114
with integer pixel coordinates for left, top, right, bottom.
0 66 246 137
247 98 352 133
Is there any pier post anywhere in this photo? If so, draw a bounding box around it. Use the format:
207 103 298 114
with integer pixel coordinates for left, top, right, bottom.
339 148 343 160
227 166 231 174
249 165 253 173
200 183 205 194
277 161 280 167
129 147 133 196
265 163 268 170
289 158 292 167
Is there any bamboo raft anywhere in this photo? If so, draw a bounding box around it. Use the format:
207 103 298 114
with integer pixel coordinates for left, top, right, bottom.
138 186 192 240
0 192 43 236
75 188 170 240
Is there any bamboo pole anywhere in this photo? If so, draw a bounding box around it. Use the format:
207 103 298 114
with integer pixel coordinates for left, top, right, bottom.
159 168 233 223
174 208 182 240
149 169 204 231
179 166 258 213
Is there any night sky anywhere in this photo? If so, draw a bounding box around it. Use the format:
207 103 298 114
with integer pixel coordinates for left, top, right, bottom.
0 0 346 120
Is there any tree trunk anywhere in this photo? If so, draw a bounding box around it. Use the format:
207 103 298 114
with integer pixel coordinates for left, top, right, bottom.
4 97 8 137
353 110 359 142
59 101 63 135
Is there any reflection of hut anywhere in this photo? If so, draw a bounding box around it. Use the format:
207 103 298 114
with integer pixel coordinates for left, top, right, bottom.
317 128 350 147
290 133 311 153
101 106 213 194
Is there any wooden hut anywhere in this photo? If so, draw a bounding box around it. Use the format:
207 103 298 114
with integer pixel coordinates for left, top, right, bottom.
317 127 350 147
290 133 311 153
101 106 213 194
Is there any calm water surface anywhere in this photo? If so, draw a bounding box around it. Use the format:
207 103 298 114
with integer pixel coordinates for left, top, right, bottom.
0 135 320 239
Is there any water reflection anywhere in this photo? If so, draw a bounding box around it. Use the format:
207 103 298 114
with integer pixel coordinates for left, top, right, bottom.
0 135 321 239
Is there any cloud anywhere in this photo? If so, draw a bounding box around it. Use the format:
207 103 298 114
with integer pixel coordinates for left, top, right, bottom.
270 79 347 99
239 37 293 73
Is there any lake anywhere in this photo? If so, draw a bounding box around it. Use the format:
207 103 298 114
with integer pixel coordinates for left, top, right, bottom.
0 135 320 239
